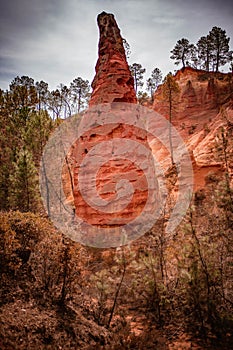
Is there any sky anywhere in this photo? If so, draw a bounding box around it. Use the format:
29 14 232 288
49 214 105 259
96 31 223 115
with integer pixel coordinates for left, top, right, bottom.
0 0 233 91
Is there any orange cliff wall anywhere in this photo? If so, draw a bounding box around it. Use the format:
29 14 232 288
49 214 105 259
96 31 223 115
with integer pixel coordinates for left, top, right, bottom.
152 67 233 189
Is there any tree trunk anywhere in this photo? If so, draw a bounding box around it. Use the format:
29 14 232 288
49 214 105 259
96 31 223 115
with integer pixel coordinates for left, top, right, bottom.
169 90 174 166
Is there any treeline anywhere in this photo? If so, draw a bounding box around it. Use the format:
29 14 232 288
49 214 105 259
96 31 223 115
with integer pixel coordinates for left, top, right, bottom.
0 25 232 212
1 75 90 120
0 65 163 211
125 26 233 99
0 29 233 350
170 26 233 72
0 75 90 212
0 141 233 347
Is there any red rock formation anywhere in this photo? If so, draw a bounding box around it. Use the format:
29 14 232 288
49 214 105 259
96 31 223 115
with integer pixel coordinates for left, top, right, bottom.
62 13 155 247
152 67 233 189
89 11 137 105
71 120 151 226
153 67 233 135
64 106 156 246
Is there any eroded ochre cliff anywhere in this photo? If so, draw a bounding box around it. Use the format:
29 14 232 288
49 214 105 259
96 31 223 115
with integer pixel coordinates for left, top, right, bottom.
152 67 233 189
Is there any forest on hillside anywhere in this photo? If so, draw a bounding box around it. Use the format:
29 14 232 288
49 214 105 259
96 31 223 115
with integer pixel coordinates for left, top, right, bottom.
1 68 233 349
0 26 233 349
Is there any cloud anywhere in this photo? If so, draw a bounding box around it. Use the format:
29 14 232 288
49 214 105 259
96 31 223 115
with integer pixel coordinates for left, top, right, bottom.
0 0 65 87
0 0 232 90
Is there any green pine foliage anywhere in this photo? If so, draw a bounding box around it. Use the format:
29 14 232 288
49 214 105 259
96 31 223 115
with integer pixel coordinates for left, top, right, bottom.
171 26 231 71
146 68 162 99
0 35 233 347
8 148 39 212
129 63 146 94
170 38 196 68
162 73 180 165
23 110 54 166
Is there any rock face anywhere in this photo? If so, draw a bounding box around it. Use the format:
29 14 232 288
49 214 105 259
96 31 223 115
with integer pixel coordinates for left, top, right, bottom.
153 67 233 135
62 13 154 247
71 116 152 225
152 67 233 189
89 12 137 105
61 105 159 248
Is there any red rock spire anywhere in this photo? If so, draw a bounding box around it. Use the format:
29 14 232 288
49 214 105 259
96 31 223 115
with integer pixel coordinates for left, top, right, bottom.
62 13 155 248
89 12 137 105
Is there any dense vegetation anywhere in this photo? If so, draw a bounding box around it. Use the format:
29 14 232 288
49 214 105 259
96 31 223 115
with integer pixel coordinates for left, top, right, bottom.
127 26 232 99
0 53 233 349
0 76 91 212
170 27 232 72
0 163 233 348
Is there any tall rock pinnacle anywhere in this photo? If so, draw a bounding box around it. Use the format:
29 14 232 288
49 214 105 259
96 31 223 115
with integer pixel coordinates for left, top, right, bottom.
89 12 137 105
61 12 156 248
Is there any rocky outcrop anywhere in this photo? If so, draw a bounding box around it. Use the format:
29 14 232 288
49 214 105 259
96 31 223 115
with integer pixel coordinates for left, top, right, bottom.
62 13 154 247
63 105 156 246
152 67 233 189
89 12 137 105
153 67 233 135
71 118 151 225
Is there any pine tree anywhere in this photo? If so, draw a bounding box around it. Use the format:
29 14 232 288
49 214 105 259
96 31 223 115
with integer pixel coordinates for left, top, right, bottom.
208 26 230 72
47 89 63 120
23 110 54 166
58 84 72 118
9 76 38 123
35 80 49 111
197 36 213 71
0 89 22 209
8 148 39 212
146 68 162 100
70 77 90 114
162 73 180 165
129 63 146 94
137 91 150 105
170 38 196 68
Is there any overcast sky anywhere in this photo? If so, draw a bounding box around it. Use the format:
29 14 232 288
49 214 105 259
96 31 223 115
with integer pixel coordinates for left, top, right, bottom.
0 0 233 91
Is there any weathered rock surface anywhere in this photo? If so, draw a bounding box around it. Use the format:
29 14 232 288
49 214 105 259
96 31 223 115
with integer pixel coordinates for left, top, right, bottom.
71 119 151 225
152 67 233 189
89 11 137 105
62 13 154 246
153 67 233 136
62 108 158 247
